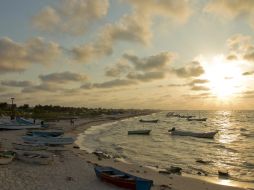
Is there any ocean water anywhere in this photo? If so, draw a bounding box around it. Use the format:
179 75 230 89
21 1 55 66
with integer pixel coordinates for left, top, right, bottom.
77 111 254 184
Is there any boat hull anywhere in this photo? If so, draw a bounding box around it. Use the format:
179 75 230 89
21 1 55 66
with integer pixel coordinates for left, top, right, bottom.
22 136 74 145
12 143 48 151
128 130 151 135
170 130 217 139
94 166 153 190
139 119 158 123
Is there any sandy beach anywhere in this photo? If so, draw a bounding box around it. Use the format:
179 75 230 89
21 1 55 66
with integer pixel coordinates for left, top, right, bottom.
0 113 252 190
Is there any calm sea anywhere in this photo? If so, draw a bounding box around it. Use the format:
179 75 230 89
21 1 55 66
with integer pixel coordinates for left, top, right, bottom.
77 111 254 185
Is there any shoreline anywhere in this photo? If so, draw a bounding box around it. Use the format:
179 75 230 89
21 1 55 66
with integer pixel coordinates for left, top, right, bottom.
68 114 254 190
0 112 253 190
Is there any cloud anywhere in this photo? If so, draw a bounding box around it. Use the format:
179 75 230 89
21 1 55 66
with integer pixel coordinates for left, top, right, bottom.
226 34 254 62
242 71 254 76
188 79 209 86
244 47 254 61
39 71 88 83
81 79 137 89
71 13 151 63
1 80 33 87
190 86 210 91
70 0 191 63
227 54 238 60
182 92 215 99
0 37 61 74
173 61 204 78
127 71 165 82
126 0 192 23
32 0 109 35
105 60 131 77
123 52 174 71
22 83 64 93
204 0 254 29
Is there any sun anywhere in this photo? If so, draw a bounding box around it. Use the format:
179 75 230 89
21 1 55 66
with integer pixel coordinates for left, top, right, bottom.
201 55 245 100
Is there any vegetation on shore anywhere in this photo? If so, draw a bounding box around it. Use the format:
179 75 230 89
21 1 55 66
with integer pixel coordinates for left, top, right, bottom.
0 102 153 121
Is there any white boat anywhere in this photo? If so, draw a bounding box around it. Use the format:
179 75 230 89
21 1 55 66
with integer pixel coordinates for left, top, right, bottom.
169 128 217 139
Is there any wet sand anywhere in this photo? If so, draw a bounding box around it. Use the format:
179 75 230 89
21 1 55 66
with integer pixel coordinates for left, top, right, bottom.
0 113 252 190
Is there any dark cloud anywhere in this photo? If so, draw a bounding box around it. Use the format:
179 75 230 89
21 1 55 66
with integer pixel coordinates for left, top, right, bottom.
242 71 254 76
227 54 238 60
123 52 174 71
81 79 137 89
1 80 33 87
105 61 131 77
22 83 64 93
39 71 88 83
190 86 210 91
0 37 61 74
127 71 165 82
188 79 209 86
173 61 204 78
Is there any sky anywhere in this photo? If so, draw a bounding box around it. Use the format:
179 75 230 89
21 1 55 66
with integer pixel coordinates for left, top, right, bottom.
0 0 254 110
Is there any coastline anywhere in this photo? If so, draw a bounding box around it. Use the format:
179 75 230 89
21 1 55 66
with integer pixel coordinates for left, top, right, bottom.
0 112 253 190
68 114 253 190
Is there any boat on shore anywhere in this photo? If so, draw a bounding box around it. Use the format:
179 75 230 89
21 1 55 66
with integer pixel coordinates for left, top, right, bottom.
0 123 43 130
26 130 64 137
139 119 159 123
12 143 48 151
22 136 74 145
168 128 218 139
16 151 53 165
128 130 151 135
94 166 153 190
0 151 15 165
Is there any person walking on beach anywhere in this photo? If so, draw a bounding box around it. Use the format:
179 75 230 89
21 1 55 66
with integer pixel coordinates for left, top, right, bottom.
70 119 74 126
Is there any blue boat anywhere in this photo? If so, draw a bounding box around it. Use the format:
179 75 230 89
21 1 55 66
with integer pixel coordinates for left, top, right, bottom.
22 136 74 145
94 166 153 190
26 130 64 137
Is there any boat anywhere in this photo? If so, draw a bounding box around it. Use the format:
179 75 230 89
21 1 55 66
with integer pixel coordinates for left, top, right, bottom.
139 119 158 123
16 151 53 165
22 136 74 145
94 166 153 190
12 143 48 151
0 151 15 165
128 130 151 135
26 130 64 137
169 128 218 139
187 117 207 121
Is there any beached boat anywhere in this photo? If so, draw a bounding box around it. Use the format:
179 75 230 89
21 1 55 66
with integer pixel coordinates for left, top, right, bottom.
12 143 48 151
0 119 44 130
22 136 74 145
16 151 53 165
26 130 64 137
94 166 153 190
139 119 159 123
0 151 15 165
128 130 151 135
168 128 217 139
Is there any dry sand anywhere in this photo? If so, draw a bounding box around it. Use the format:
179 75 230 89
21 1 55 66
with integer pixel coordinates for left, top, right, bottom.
0 114 252 190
